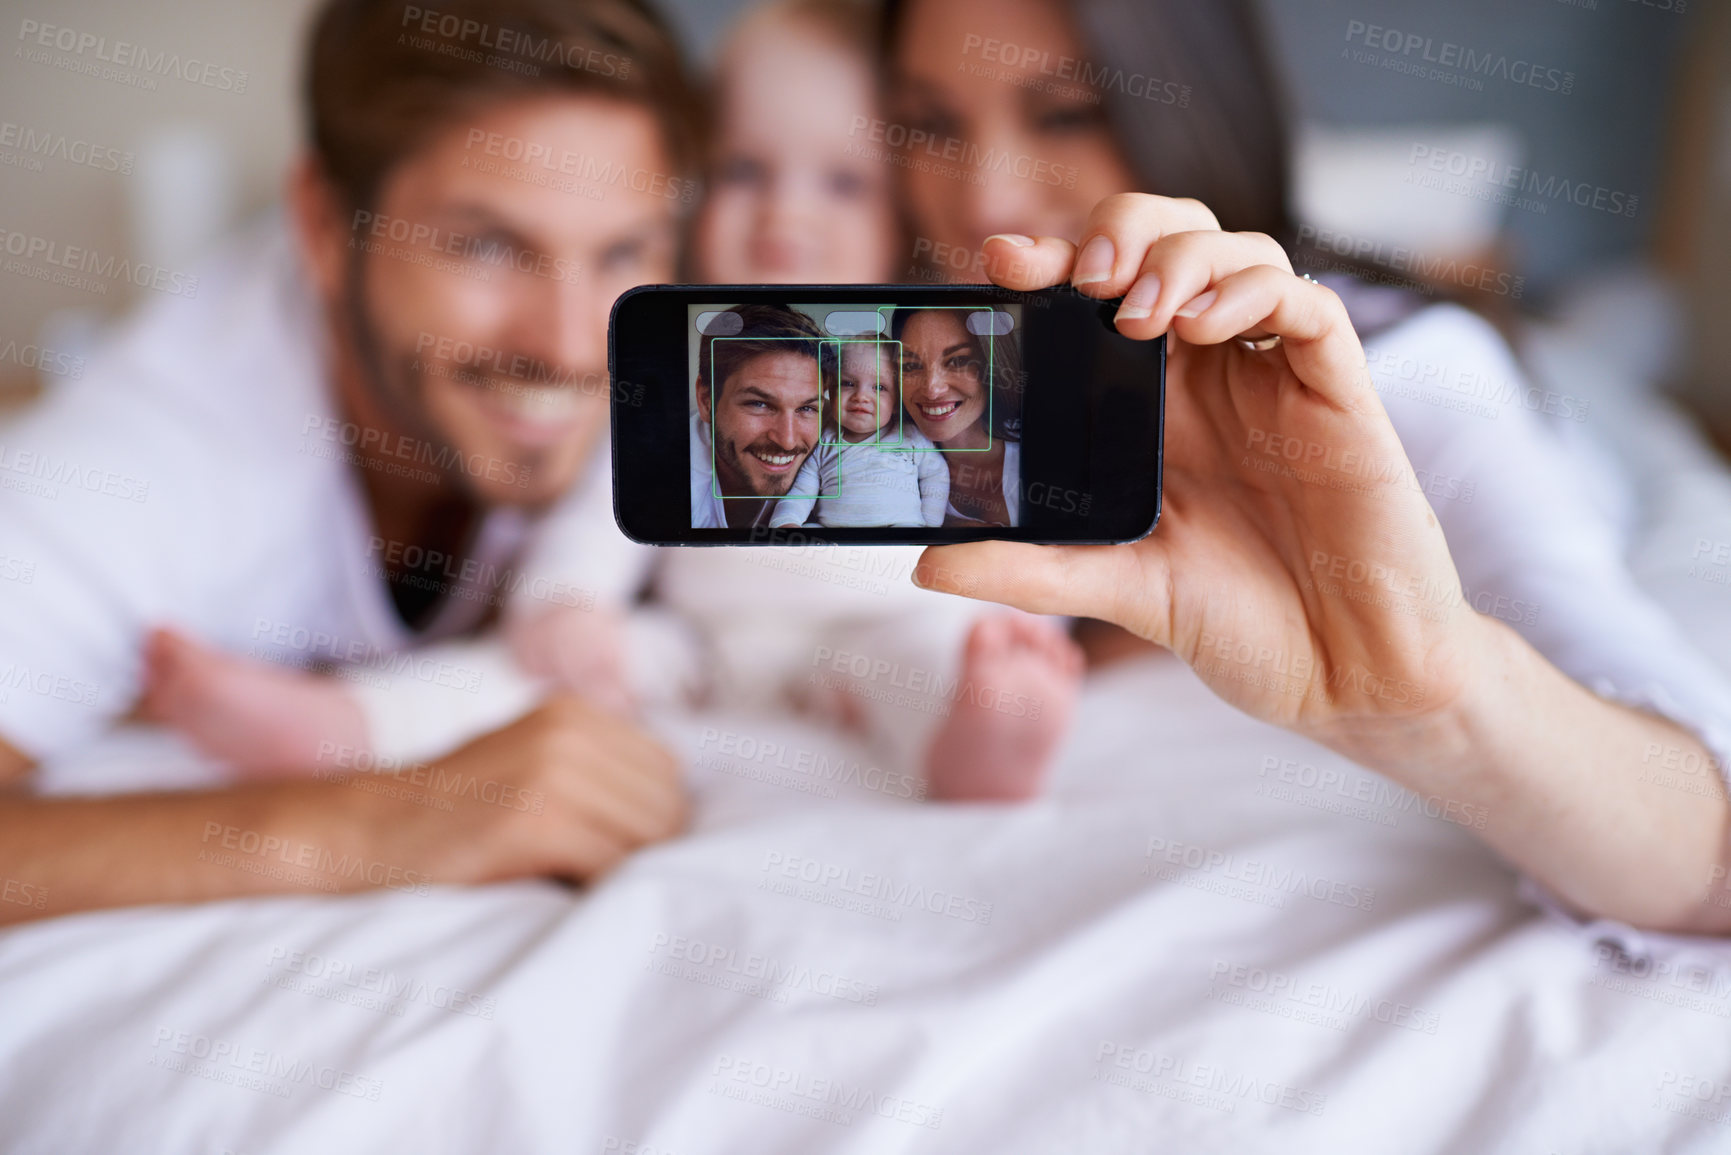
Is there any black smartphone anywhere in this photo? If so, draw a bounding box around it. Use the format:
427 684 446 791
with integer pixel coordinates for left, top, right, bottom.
609 284 1164 546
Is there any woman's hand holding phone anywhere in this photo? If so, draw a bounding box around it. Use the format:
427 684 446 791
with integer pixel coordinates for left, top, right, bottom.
914 193 1488 764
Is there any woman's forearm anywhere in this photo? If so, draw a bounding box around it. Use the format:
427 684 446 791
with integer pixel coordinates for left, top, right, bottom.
1327 613 1731 934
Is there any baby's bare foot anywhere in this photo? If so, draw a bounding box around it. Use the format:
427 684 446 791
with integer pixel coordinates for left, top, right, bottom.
140 627 367 778
924 614 1084 802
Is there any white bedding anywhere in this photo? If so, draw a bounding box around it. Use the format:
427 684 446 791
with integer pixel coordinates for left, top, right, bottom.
8 655 1731 1154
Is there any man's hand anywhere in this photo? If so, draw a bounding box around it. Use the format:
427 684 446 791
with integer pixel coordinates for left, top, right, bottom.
0 696 686 926
399 695 687 884
0 735 31 787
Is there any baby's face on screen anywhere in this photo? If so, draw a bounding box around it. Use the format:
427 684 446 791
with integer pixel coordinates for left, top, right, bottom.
835 344 896 440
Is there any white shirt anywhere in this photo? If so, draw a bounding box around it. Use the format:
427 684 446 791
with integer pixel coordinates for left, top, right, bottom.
945 440 1020 526
772 425 948 528
0 219 531 760
688 412 729 529
1367 305 1731 771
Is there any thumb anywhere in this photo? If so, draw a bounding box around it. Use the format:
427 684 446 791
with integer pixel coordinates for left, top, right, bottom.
980 234 1079 291
913 542 1162 639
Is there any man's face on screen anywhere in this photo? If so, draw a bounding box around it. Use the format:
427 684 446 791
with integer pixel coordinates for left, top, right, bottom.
343 95 679 507
704 351 821 497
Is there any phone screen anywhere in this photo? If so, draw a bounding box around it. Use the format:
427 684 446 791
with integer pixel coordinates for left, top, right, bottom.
689 301 1026 532
611 285 1163 546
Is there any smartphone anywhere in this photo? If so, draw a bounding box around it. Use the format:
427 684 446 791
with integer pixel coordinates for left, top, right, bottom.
609 284 1164 546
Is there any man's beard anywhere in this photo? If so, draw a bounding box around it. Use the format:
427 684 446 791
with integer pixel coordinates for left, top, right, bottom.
337 252 535 503
716 434 806 498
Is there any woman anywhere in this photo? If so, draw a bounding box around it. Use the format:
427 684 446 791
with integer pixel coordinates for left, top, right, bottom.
881 0 1731 935
889 305 1023 527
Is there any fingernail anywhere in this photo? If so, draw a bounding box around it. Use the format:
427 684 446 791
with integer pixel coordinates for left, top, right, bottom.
1114 273 1162 322
1175 289 1218 319
1072 234 1115 286
985 233 1035 248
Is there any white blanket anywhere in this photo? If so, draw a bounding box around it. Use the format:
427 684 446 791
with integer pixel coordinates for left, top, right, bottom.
7 655 1731 1154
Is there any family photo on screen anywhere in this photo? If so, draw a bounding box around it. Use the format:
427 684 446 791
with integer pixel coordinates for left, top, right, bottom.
688 302 1024 530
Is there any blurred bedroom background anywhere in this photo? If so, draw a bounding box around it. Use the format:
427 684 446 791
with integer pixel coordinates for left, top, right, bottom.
1 0 1728 443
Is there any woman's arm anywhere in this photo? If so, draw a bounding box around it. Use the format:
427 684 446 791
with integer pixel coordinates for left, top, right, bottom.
1353 612 1731 933
912 194 1731 934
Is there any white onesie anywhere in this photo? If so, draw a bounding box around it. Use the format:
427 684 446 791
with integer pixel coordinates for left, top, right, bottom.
772 426 949 528
351 439 992 774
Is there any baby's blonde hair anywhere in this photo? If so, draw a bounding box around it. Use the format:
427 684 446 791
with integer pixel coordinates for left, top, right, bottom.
725 0 878 62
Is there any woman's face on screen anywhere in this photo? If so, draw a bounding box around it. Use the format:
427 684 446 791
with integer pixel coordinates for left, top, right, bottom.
886 0 1139 280
899 310 987 444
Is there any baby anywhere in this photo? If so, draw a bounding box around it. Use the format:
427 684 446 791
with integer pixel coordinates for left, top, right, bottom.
772 341 948 529
146 0 1083 803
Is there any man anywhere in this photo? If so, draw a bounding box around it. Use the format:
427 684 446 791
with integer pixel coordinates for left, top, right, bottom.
689 304 824 529
0 0 702 923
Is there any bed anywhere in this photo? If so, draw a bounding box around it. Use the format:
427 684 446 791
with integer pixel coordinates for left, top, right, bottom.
5 645 1731 1154
7 218 1731 1152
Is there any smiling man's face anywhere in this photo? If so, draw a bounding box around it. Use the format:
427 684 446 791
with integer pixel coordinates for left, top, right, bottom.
302 93 681 508
701 350 821 497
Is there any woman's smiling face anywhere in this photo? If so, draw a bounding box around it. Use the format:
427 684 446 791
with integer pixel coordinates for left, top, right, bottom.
899 310 987 444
